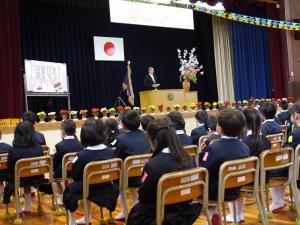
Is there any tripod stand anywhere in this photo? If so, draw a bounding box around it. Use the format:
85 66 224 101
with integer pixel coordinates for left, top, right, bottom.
113 84 127 108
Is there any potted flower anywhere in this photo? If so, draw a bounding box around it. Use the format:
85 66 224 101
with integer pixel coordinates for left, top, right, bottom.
141 107 147 115
231 100 236 108
158 104 164 113
190 103 196 111
91 108 99 119
255 99 260 106
204 102 211 111
108 108 116 117
178 48 204 92
173 104 180 111
224 100 230 108
166 106 171 113
133 107 140 114
287 96 295 103
60 109 69 120
212 102 218 110
124 106 131 111
148 105 156 114
237 101 242 108
48 112 56 122
196 102 202 110
243 100 249 107
80 109 88 120
260 98 266 104
217 101 223 109
37 111 46 123
182 104 188 112
100 107 108 118
266 99 271 102
277 99 282 104
116 106 124 113
71 111 78 120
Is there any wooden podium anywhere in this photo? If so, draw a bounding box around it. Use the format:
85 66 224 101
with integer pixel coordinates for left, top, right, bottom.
139 89 198 110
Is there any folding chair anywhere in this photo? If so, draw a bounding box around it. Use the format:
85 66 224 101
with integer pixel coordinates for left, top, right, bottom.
184 145 199 166
212 156 265 225
41 145 50 155
281 125 288 143
123 154 152 220
292 145 300 224
11 156 54 224
66 158 124 225
259 148 297 220
156 167 210 225
0 153 9 218
266 133 284 150
199 135 210 151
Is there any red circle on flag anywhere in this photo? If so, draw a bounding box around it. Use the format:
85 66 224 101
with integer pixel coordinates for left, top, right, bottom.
103 42 115 56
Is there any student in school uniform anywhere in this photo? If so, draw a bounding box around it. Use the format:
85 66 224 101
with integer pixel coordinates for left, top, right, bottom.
260 102 282 136
22 111 46 145
204 116 220 147
141 115 155 132
167 111 193 146
200 109 250 224
127 118 201 225
114 110 151 221
277 99 290 125
0 131 11 194
105 118 119 147
53 119 83 205
191 111 208 145
63 118 119 225
226 108 271 222
0 131 11 153
3 122 49 213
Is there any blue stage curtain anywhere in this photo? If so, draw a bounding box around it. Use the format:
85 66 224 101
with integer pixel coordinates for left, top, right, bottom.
232 22 272 100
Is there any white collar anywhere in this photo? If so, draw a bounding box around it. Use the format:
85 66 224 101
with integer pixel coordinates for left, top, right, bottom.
246 130 263 136
85 144 107 150
64 136 75 140
161 147 170 153
280 110 287 113
176 130 185 135
212 132 219 135
221 135 238 139
0 140 3 144
263 119 274 124
111 139 117 146
197 123 204 127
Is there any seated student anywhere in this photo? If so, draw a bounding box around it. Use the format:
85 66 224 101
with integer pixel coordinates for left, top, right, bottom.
0 131 11 194
141 115 155 132
114 110 151 221
200 109 249 224
260 103 282 136
191 111 208 145
277 99 290 125
53 119 83 205
204 116 220 147
3 121 48 213
63 118 118 225
167 111 193 146
105 118 119 147
0 131 11 153
226 108 271 222
127 118 201 225
22 111 46 145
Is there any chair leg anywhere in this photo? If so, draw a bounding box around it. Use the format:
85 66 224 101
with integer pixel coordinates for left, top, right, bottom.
100 207 106 225
265 189 272 218
37 186 43 213
222 203 227 223
107 211 115 224
83 199 89 225
291 181 300 224
233 201 238 225
255 191 267 225
14 188 22 224
260 188 270 221
205 207 212 225
218 204 224 225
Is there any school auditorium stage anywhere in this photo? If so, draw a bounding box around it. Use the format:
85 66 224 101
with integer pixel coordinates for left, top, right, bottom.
0 190 296 225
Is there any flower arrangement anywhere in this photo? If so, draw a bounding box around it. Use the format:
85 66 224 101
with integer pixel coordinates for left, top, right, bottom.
255 99 260 106
60 109 69 120
166 106 171 112
124 106 131 111
287 96 295 103
173 104 180 111
71 111 78 120
271 98 277 102
148 105 156 113
91 108 99 118
266 99 271 102
37 111 46 122
231 100 236 108
101 107 108 117
141 107 147 114
224 100 230 107
80 109 88 120
248 98 254 106
217 101 223 109
204 102 211 110
182 104 188 112
48 112 56 122
116 106 124 112
260 98 266 104
196 102 202 110
108 108 116 117
177 48 204 84
243 100 249 107
277 98 282 103
190 103 196 110
212 102 218 110
158 104 164 113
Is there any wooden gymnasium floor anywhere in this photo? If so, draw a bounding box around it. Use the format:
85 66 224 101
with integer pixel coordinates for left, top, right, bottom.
0 191 297 225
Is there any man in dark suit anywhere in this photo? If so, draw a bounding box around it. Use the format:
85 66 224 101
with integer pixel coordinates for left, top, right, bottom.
22 111 46 145
143 67 158 90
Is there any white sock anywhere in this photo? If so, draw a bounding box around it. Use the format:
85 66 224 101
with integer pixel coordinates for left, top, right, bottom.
24 193 31 211
76 200 92 223
270 186 285 206
208 208 217 218
279 186 286 204
69 212 77 225
115 194 125 217
129 188 139 206
58 194 63 205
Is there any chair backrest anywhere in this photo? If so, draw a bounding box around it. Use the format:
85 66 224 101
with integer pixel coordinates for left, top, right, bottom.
83 158 123 200
266 133 284 150
184 145 199 166
294 145 300 180
156 167 208 225
0 153 8 170
15 156 53 185
218 157 259 202
199 135 210 151
42 145 50 155
281 125 287 143
123 154 152 189
62 152 77 179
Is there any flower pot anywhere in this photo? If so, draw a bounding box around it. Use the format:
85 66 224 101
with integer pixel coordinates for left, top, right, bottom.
39 118 45 123
50 118 56 122
61 115 68 120
71 114 78 120
158 108 163 114
81 115 87 120
150 109 155 114
183 107 188 112
182 80 190 93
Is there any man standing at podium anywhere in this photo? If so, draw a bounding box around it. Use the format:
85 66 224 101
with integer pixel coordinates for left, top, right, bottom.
144 67 159 90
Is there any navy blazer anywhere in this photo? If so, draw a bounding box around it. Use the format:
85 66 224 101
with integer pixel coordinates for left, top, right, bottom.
261 120 282 136
0 142 11 153
143 74 158 91
53 137 83 178
287 126 300 149
200 138 250 201
35 131 46 145
243 134 271 157
277 111 290 125
191 125 208 145
178 134 193 146
205 133 221 147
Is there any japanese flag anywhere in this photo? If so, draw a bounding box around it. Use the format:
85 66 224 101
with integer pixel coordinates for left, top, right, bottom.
94 36 125 61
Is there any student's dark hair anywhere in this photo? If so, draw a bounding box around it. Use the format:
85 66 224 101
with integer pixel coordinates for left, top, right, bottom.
218 109 246 137
22 111 37 125
61 119 76 136
105 118 119 144
279 100 288 111
141 115 155 131
121 110 140 130
207 116 217 132
195 110 208 125
260 102 277 119
13 121 37 148
290 101 300 115
243 109 264 156
147 118 190 167
80 118 106 146
167 111 185 130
